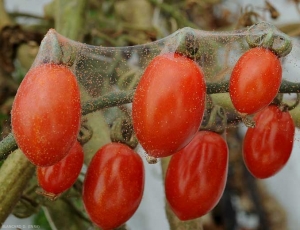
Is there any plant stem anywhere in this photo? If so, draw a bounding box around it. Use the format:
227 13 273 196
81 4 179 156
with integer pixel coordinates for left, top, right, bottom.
0 90 134 161
0 133 18 160
0 149 35 227
207 79 300 94
2 78 300 162
82 90 135 115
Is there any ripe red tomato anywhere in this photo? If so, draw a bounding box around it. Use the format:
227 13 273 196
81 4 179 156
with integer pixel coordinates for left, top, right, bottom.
37 141 84 195
11 64 81 166
165 131 228 220
243 105 295 179
132 53 206 158
229 47 282 114
83 143 144 230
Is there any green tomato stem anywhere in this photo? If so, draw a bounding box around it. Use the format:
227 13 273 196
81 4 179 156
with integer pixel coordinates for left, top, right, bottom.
1 79 300 162
200 105 227 134
286 93 300 111
81 90 135 116
0 133 18 161
0 149 35 227
207 79 300 94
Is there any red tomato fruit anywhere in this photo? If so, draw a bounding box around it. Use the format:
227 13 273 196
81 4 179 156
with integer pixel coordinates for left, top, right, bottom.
243 105 295 179
11 64 81 166
83 143 145 230
229 47 282 114
165 131 228 220
37 141 84 195
132 53 206 158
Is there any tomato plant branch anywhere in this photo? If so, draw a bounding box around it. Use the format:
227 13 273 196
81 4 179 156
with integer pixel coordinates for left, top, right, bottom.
0 90 134 162
207 79 300 94
0 133 18 160
278 79 300 93
81 90 135 115
1 78 300 162
0 149 35 227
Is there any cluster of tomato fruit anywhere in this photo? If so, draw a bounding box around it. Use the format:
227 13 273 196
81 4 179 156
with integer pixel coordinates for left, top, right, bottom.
9 38 294 229
10 64 144 229
229 47 295 179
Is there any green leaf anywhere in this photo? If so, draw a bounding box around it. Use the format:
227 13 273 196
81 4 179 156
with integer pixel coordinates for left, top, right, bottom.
33 208 52 230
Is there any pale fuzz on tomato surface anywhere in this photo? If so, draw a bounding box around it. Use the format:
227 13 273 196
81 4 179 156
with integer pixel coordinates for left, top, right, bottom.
132 53 206 158
165 131 228 221
83 143 145 230
11 64 81 167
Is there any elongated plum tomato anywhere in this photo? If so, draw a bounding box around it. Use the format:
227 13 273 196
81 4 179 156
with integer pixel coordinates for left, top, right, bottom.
229 47 282 114
132 53 206 158
37 141 84 195
83 143 145 230
243 105 295 179
11 64 81 166
165 131 228 220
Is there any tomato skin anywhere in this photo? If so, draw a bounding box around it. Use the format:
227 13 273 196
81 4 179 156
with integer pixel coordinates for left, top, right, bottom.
132 53 206 158
11 64 81 167
165 131 228 221
243 105 295 179
229 47 282 114
37 141 84 195
82 143 145 230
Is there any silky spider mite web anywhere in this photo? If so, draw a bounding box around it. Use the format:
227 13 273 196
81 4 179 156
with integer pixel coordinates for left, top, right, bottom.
35 22 291 77
31 21 292 104
0 21 297 163
59 27 285 97
30 22 292 158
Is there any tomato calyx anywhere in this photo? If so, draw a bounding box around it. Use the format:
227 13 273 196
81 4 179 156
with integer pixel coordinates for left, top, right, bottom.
200 105 227 134
240 114 256 128
271 93 300 112
37 30 77 67
36 188 61 201
145 155 158 164
245 22 292 57
175 28 199 59
77 118 93 145
110 117 138 149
